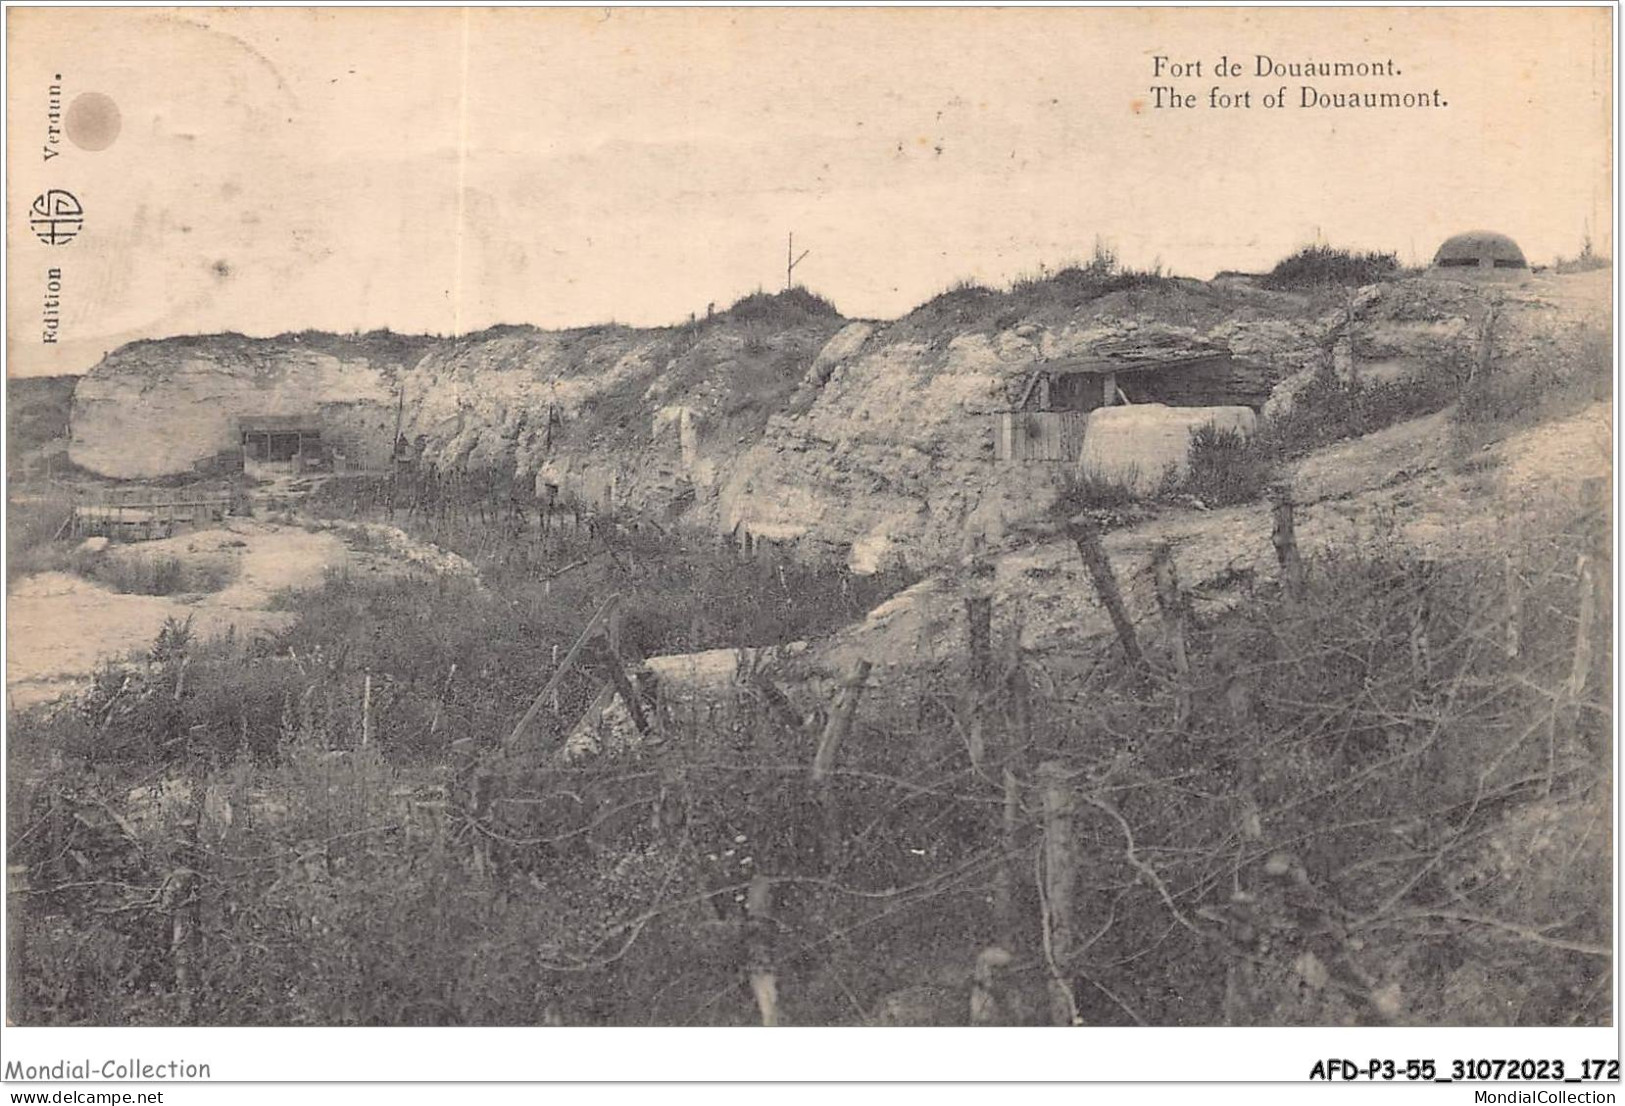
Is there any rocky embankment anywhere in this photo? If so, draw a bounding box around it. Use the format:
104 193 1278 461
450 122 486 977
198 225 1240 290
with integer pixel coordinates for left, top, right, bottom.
67 279 1326 568
68 271 1587 573
807 269 1610 685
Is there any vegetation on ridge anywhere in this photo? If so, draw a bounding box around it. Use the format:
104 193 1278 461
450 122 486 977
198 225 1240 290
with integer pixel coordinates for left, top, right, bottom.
1261 245 1401 290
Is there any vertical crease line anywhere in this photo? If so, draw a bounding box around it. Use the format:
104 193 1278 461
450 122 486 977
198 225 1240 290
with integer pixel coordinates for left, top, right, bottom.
453 9 471 338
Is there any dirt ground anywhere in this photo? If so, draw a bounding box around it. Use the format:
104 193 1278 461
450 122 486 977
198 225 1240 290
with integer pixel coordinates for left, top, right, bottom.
6 520 350 709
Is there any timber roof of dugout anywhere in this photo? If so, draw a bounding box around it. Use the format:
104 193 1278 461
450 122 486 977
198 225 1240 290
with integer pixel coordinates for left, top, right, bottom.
1035 343 1244 376
235 414 325 432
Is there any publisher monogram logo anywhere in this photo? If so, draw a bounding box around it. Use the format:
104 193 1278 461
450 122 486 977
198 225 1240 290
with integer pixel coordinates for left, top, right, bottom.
29 189 83 245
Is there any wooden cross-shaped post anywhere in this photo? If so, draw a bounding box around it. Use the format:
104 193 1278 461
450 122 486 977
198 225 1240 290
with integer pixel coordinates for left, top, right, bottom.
786 232 809 290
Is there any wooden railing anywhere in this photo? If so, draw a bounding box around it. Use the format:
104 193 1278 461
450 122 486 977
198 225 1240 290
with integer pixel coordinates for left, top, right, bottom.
68 494 236 540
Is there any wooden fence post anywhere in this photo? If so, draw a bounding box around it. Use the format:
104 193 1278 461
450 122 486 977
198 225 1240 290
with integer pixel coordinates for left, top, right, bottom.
1502 554 1522 660
1150 542 1191 730
360 672 374 748
744 875 780 1026
1565 554 1597 698
1409 561 1434 689
469 766 495 881
1570 549 1599 701
995 763 1022 950
169 765 207 1024
966 595 993 686
1470 303 1498 387
965 594 993 768
964 594 1022 947
995 660 1034 952
427 663 457 738
1568 478 1610 764
1269 484 1305 600
1065 515 1145 667
969 946 1014 1026
1039 761 1079 1026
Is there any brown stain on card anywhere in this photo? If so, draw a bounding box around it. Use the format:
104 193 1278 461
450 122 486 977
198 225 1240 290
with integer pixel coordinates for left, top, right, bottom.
65 92 122 151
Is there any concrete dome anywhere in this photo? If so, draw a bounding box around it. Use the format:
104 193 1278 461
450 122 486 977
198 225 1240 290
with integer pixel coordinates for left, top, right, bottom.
1433 230 1528 270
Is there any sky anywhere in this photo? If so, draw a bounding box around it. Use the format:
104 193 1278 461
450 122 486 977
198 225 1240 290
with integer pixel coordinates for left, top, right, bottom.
5 6 1614 376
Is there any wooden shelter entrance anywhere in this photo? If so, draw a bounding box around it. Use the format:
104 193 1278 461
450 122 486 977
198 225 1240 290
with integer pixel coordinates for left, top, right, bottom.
237 414 327 476
994 347 1270 463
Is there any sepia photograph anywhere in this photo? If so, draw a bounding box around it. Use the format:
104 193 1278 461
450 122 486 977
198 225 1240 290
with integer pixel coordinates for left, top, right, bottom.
1 1 1616 1088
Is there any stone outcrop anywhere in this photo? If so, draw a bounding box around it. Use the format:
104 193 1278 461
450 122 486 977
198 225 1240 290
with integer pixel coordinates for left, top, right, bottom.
68 334 428 478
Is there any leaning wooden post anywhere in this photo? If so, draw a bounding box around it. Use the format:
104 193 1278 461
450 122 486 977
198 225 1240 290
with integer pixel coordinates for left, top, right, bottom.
752 672 808 733
360 672 374 748
599 643 651 735
744 875 780 1026
1150 542 1191 730
595 599 653 736
1269 484 1305 600
1065 515 1145 667
811 661 872 783
811 660 872 871
505 595 621 750
1039 761 1080 1026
